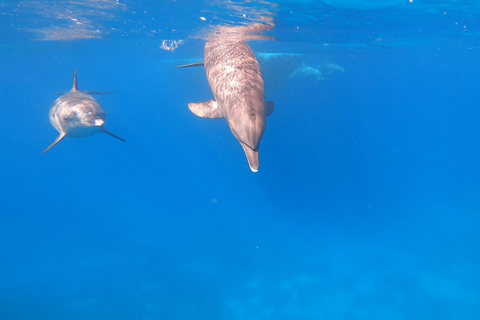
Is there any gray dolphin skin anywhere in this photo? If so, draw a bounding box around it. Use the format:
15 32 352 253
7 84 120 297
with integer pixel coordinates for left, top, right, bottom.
42 69 125 155
179 40 274 172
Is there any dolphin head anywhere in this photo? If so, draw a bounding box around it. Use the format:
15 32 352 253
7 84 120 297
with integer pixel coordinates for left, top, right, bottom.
54 93 107 137
79 106 106 128
227 96 266 151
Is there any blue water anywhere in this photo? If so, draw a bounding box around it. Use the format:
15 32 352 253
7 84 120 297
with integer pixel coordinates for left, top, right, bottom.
1 1 480 319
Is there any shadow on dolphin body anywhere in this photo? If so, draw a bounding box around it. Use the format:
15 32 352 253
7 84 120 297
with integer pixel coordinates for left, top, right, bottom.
42 69 125 155
178 25 274 172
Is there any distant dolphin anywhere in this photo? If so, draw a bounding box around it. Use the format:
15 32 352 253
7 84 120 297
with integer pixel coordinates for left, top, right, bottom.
179 40 274 172
42 69 124 155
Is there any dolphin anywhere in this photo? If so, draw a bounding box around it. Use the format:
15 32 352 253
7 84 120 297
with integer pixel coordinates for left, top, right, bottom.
42 69 125 155
178 40 274 172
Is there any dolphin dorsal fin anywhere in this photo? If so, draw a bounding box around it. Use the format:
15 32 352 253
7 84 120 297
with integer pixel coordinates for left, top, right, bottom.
72 69 78 91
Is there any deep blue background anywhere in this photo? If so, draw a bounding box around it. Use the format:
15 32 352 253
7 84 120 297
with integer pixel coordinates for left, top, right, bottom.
1 1 479 319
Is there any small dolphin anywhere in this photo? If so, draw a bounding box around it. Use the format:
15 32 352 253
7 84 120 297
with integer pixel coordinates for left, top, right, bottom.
179 40 274 172
42 69 124 155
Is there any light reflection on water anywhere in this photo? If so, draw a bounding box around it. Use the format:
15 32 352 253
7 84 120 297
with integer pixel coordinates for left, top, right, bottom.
3 0 480 51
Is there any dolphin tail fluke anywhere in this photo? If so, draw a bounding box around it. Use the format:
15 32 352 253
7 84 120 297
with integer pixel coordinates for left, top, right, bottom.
42 133 67 155
188 100 224 119
241 143 260 172
266 101 274 116
84 91 114 95
102 127 125 142
177 62 205 68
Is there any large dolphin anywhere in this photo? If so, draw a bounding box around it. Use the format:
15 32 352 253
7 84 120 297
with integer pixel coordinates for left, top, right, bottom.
179 40 274 172
42 69 125 155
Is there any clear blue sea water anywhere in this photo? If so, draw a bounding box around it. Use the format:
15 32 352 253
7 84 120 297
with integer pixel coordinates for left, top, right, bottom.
1 1 480 319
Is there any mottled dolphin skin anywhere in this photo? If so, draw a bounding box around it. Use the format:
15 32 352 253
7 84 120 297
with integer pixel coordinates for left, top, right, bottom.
42 70 125 155
179 40 274 172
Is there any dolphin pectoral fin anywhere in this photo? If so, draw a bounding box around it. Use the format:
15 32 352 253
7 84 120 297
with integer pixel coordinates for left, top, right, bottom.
266 101 274 116
41 133 67 155
177 62 205 68
241 143 260 172
188 100 224 119
101 127 125 142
